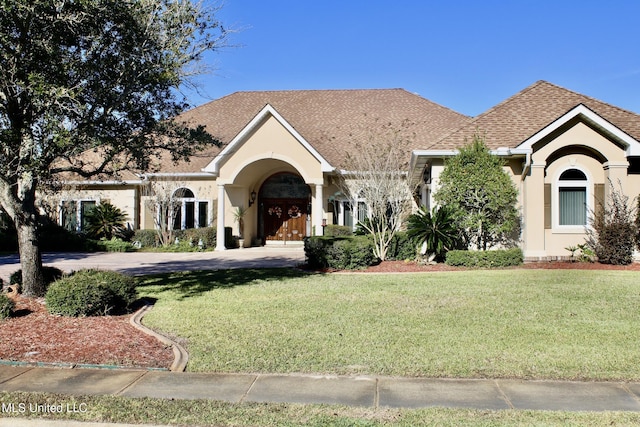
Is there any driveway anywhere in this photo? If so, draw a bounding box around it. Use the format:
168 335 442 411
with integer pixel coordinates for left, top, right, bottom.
0 246 306 283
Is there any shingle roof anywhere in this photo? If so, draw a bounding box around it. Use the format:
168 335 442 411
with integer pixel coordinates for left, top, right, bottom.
162 88 470 173
429 80 640 150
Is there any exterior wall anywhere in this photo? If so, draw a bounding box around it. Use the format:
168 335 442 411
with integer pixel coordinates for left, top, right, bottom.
44 185 139 230
217 115 324 185
215 114 327 248
139 177 217 230
523 121 631 259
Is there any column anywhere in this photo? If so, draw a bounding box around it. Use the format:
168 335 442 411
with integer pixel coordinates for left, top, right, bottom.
603 161 629 200
523 163 546 259
313 183 324 236
215 184 226 251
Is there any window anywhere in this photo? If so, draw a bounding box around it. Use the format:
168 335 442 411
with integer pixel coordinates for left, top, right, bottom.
60 200 97 232
558 168 588 226
170 188 208 230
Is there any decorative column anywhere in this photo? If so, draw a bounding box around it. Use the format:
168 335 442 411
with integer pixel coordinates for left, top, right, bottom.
603 161 629 200
313 183 324 236
523 162 546 259
215 184 226 251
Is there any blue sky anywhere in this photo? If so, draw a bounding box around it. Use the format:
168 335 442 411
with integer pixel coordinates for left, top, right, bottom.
189 0 640 117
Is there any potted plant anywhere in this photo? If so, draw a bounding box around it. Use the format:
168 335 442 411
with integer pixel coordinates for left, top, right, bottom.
233 206 248 248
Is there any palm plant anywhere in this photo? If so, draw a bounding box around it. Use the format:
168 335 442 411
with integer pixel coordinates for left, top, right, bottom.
406 205 460 262
84 202 127 240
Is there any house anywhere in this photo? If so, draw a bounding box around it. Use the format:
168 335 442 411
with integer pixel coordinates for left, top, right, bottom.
56 81 640 260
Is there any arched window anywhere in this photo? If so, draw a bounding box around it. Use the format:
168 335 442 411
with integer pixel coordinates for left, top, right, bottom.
558 168 588 226
171 188 208 230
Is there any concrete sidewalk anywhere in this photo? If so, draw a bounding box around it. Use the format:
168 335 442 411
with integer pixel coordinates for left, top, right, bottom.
2 365 640 412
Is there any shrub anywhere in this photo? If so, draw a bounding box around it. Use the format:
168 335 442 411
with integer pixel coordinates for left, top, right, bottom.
406 205 461 262
181 227 217 249
92 238 136 252
45 269 137 317
305 236 377 270
323 224 353 237
445 248 523 268
0 293 14 320
587 182 637 265
9 266 64 293
133 229 159 248
386 231 417 261
84 202 128 240
38 221 91 252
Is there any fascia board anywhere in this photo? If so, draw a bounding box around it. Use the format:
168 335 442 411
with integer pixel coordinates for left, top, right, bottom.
203 104 335 174
517 104 640 156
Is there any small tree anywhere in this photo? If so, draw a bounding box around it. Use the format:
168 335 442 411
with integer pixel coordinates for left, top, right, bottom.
435 134 520 250
587 181 637 265
338 118 417 261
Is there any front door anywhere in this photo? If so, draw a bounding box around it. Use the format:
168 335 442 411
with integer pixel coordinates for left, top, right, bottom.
263 198 308 242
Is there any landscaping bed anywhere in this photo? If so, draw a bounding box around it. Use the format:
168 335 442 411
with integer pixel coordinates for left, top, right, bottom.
0 295 173 369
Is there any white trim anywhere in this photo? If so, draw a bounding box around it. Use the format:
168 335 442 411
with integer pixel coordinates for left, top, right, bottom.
517 104 640 156
62 180 142 185
552 165 591 232
203 104 334 175
142 173 215 179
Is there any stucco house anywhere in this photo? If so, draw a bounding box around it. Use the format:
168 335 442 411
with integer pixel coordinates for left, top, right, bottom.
56 81 640 260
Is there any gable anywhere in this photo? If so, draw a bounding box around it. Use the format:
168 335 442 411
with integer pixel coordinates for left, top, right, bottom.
520 104 640 160
203 104 333 183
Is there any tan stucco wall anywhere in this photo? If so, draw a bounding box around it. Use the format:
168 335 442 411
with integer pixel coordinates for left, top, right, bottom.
217 115 324 185
44 185 139 229
139 177 217 230
523 121 631 258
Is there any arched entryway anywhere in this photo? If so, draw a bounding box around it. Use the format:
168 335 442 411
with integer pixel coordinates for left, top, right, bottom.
259 173 311 243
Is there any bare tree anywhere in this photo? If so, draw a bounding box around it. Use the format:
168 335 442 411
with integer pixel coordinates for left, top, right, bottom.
142 181 187 247
337 118 417 261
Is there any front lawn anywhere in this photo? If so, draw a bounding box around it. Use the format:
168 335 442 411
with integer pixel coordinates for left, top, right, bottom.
138 269 640 380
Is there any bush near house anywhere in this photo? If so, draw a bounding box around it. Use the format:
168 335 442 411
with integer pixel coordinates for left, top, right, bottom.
133 227 216 250
445 248 523 268
0 293 14 320
587 183 637 265
46 269 138 317
385 231 418 261
323 224 353 237
9 266 64 294
304 236 378 270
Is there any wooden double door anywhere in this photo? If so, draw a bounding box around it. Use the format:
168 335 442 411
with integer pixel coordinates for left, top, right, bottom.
262 198 308 243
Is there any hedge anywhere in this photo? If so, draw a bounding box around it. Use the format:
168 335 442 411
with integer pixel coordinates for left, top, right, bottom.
45 269 138 317
9 266 64 293
386 231 417 261
445 248 524 268
305 236 378 270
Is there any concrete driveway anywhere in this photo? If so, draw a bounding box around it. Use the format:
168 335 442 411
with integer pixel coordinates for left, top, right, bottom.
0 246 306 283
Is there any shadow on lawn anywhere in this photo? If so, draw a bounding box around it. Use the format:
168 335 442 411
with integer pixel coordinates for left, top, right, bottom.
137 268 313 299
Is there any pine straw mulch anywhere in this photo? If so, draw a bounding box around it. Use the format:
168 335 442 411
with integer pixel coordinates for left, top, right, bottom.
1 260 639 369
0 295 174 369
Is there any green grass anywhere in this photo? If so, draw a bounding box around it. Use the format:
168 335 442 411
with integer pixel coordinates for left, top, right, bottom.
138 269 640 380
3 392 640 426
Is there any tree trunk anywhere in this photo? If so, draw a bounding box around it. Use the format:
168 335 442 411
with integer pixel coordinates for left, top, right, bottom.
16 220 45 297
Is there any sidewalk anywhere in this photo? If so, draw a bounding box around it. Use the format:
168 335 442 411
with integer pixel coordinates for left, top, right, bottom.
2 365 640 412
